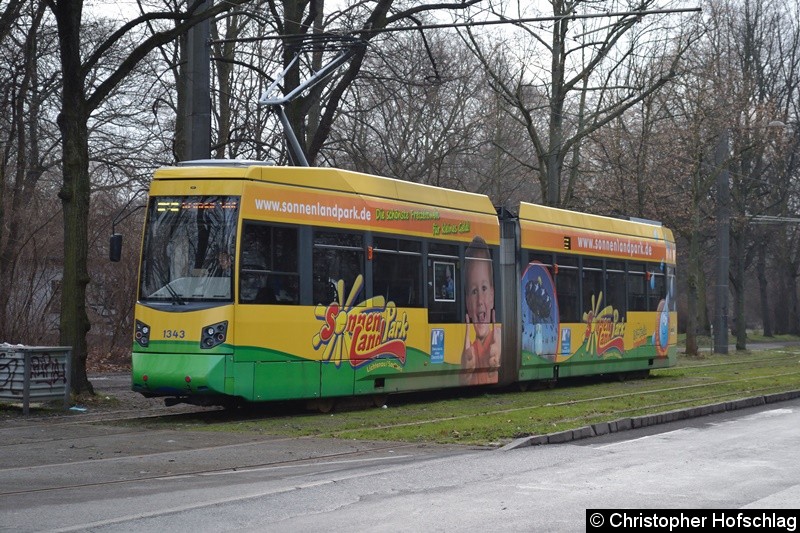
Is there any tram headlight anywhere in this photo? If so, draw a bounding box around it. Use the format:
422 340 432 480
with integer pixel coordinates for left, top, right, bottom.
201 320 228 349
135 320 150 347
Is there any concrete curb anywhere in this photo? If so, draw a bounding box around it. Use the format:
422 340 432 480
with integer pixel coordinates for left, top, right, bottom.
497 390 800 451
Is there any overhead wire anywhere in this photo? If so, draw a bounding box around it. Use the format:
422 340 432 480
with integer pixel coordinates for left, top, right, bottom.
209 8 702 45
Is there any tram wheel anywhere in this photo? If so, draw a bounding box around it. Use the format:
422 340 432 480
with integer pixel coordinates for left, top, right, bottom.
309 398 335 413
372 394 388 408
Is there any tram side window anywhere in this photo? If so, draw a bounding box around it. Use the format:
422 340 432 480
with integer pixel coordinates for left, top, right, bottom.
428 243 460 323
582 259 604 314
648 270 666 311
555 255 580 323
313 230 364 306
372 237 422 307
527 251 554 272
628 263 648 312
528 251 552 265
239 223 299 305
605 260 627 317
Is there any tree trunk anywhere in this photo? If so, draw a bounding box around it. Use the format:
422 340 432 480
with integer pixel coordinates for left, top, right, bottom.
282 0 308 161
791 270 800 335
212 15 235 159
52 0 93 394
731 229 747 351
0 3 46 341
684 210 701 355
546 3 567 207
174 32 188 161
757 239 772 337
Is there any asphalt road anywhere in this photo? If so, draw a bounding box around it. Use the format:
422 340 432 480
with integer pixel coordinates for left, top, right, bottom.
1 396 798 532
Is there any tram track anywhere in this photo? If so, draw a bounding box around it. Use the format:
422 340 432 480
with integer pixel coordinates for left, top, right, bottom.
328 370 800 437
4 360 798 433
665 351 800 371
20 365 798 437
0 404 218 433
2 354 797 459
302 370 800 437
3 370 797 501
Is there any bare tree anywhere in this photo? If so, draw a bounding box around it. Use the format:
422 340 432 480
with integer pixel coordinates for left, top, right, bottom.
330 28 535 207
582 0 800 353
462 0 699 207
259 0 482 165
0 1 62 343
331 33 479 179
580 53 720 355
706 0 800 349
0 0 26 42
42 0 253 394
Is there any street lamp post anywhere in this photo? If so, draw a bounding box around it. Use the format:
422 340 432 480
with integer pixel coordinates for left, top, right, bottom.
714 129 730 354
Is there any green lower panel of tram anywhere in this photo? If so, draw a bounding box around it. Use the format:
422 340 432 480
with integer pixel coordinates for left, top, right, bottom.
132 352 231 397
132 345 465 402
519 345 677 382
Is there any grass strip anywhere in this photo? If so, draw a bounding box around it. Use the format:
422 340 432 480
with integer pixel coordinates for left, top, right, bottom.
112 348 800 447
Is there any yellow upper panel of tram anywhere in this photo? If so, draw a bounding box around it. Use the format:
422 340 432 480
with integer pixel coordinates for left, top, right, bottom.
519 202 675 243
518 202 676 264
153 163 496 216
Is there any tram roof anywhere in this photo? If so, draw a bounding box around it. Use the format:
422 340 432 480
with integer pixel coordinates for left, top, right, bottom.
155 162 496 215
519 202 675 242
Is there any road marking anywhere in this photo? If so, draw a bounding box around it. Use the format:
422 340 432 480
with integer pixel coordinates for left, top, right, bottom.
593 428 696 449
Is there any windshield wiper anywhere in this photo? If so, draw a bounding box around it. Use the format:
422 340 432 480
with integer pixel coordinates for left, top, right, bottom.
163 282 186 305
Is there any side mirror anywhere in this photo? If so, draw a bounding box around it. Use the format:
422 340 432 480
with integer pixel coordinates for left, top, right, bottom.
110 234 123 262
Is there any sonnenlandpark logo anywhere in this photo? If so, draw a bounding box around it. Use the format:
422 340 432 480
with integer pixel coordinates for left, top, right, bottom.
582 292 625 357
312 274 408 368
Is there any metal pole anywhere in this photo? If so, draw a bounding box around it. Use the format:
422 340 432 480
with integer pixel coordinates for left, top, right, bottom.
259 44 362 167
184 0 212 161
275 107 309 167
714 130 730 354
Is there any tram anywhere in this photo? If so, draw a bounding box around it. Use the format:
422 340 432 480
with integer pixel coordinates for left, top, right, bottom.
126 161 676 407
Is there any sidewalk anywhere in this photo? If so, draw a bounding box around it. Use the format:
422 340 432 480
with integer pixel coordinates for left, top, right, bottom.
0 372 204 424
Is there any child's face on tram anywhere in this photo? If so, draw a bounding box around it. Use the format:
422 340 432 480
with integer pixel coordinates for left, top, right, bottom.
218 252 231 270
465 257 494 340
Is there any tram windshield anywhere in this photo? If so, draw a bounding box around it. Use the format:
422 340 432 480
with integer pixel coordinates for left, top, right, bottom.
139 196 239 303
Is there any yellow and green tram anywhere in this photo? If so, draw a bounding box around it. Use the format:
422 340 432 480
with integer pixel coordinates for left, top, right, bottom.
131 161 677 407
